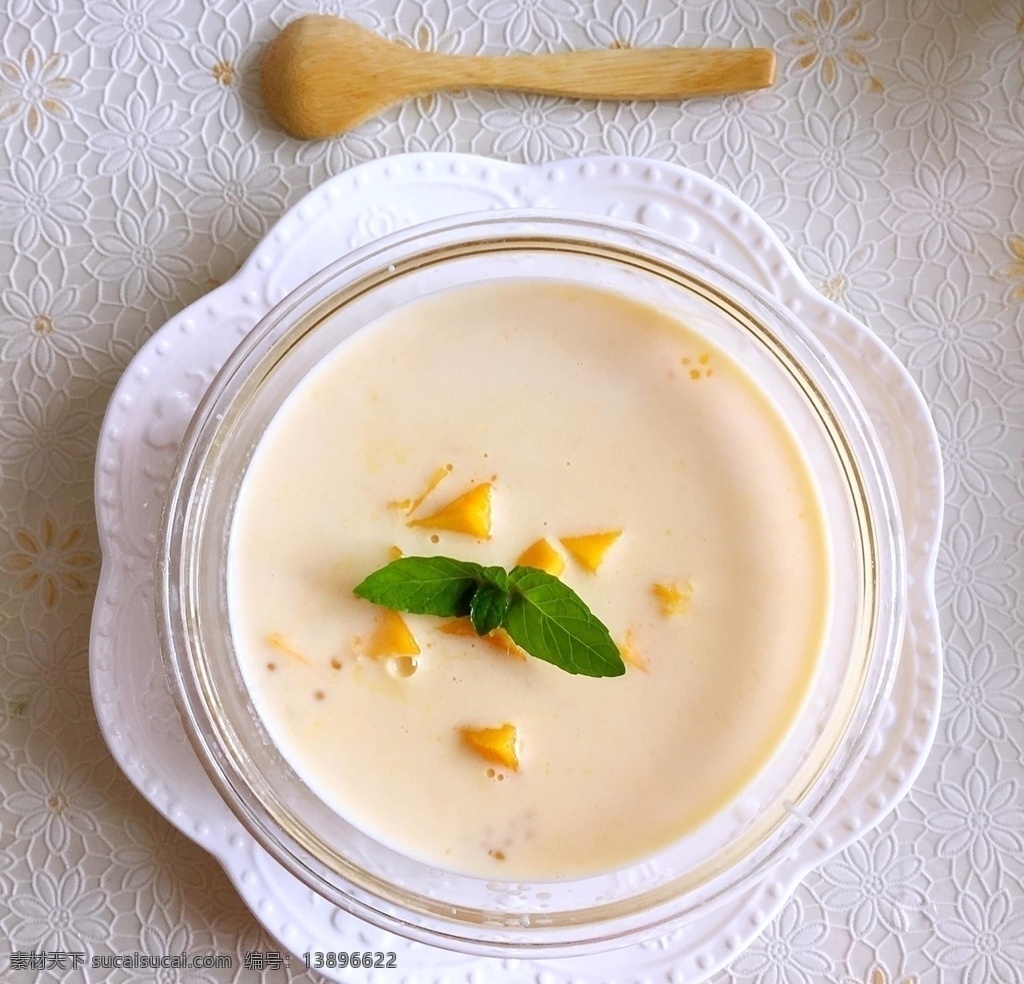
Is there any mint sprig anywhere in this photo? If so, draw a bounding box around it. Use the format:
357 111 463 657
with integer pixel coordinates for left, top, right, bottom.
469 577 509 636
353 556 625 678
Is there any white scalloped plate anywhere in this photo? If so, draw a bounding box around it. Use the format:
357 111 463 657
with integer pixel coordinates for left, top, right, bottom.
90 154 943 984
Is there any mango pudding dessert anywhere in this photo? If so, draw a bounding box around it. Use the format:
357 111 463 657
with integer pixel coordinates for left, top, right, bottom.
227 279 831 880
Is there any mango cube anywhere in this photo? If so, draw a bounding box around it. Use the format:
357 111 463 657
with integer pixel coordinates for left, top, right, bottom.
366 610 420 658
618 631 649 673
407 465 452 514
438 618 527 660
389 464 452 514
409 482 492 538
560 530 622 573
266 632 310 665
652 580 693 616
437 617 478 638
516 538 565 577
460 723 519 771
488 627 528 660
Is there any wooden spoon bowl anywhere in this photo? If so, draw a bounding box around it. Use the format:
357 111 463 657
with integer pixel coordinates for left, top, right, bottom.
261 15 776 139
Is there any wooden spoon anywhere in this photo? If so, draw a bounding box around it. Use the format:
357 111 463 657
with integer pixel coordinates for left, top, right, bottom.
260 15 776 139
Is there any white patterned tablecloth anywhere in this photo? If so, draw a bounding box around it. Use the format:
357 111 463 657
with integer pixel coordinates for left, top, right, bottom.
1 1 1021 983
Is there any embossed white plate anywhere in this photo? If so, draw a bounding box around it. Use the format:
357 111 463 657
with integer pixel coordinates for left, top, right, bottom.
90 154 942 983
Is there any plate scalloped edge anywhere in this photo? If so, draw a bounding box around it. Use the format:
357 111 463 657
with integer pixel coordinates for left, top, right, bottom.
90 153 943 984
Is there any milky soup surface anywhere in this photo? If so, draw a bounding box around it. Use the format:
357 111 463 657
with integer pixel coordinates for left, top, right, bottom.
227 279 830 879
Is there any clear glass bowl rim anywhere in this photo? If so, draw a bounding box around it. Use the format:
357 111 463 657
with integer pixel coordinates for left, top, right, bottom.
158 209 906 957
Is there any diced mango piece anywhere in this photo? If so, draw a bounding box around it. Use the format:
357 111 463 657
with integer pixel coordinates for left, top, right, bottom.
485 627 527 660
560 530 622 573
460 723 519 770
407 464 452 514
516 538 565 577
388 545 403 560
366 610 420 658
438 618 527 660
618 630 649 673
409 482 492 538
652 580 693 616
389 464 453 514
266 632 310 665
438 617 478 638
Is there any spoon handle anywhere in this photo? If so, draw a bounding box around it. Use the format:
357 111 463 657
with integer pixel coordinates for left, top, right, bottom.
428 47 776 100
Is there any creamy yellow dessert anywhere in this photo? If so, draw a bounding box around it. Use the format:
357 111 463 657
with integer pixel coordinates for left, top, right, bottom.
227 280 830 879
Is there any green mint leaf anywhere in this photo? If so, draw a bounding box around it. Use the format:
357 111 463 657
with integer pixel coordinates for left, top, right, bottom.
504 566 625 678
353 556 484 617
478 565 509 594
470 580 509 636
353 555 624 679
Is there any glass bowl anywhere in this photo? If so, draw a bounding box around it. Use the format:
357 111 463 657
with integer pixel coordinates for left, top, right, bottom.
157 211 905 957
